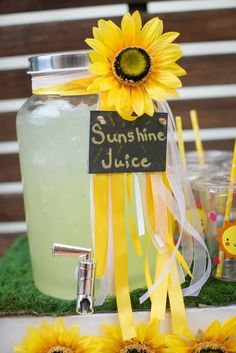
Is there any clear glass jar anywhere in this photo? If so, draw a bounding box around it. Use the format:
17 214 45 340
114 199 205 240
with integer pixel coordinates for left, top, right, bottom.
17 52 152 300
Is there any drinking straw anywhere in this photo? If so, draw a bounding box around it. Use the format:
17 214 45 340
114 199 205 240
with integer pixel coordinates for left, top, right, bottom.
190 110 204 166
216 140 236 278
175 116 186 169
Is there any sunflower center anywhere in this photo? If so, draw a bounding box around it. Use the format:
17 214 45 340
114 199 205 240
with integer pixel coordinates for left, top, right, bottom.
112 47 152 85
47 346 74 353
192 341 227 353
120 342 153 353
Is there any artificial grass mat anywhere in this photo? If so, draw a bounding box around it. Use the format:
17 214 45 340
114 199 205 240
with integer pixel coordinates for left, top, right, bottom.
0 236 236 316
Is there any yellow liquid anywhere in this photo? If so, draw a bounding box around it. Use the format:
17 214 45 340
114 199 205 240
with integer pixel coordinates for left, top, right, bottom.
17 97 150 299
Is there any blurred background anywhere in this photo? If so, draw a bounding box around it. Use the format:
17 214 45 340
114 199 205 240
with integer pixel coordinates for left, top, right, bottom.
0 0 235 255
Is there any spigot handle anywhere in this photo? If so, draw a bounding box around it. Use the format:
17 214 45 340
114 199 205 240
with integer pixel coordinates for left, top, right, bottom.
52 243 92 259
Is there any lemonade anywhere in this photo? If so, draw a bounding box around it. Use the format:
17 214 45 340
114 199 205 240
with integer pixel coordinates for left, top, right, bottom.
17 94 149 299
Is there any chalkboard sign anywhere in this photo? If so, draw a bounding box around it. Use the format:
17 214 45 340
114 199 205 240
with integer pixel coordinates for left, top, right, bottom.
89 111 168 174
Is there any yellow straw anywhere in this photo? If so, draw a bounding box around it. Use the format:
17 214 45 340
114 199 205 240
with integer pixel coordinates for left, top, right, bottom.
190 110 204 166
216 140 236 278
175 116 186 168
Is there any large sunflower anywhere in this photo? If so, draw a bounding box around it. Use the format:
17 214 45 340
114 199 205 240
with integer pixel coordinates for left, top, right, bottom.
165 317 236 353
14 318 97 353
96 320 166 353
86 11 186 120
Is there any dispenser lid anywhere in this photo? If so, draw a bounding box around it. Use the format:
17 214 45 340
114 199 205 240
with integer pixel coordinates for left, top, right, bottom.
28 51 90 74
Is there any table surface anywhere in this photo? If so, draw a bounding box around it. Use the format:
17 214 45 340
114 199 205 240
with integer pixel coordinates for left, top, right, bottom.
1 305 236 353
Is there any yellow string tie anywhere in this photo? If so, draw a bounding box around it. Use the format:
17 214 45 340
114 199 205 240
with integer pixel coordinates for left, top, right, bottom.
163 173 188 335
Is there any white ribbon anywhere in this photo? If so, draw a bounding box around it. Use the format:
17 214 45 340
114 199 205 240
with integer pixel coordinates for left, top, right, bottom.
150 173 169 253
134 174 145 236
164 102 210 296
139 101 211 304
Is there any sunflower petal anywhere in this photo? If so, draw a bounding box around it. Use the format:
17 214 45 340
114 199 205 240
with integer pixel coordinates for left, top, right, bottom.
89 62 111 75
226 337 236 350
121 12 136 46
97 20 123 53
150 32 180 51
203 320 221 340
107 84 121 106
164 334 190 348
87 77 102 93
142 17 163 46
154 81 180 98
100 75 119 91
143 90 155 116
132 10 142 31
218 317 236 339
156 70 182 88
86 38 113 59
101 90 113 109
144 78 167 101
116 85 135 120
107 20 122 36
121 12 132 32
155 44 183 65
131 85 145 116
89 50 108 64
162 62 186 77
116 84 131 109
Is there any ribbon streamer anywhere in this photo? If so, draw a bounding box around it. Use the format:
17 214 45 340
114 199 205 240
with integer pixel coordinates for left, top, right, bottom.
111 174 136 340
139 101 211 304
32 73 211 339
93 174 109 278
126 174 143 256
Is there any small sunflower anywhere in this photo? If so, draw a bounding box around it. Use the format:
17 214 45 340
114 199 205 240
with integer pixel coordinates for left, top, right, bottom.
216 220 236 259
85 11 186 120
96 320 166 353
165 317 236 353
14 318 97 353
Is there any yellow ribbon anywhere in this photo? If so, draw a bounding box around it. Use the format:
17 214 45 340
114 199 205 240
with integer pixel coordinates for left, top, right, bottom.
149 172 169 322
145 172 189 332
32 77 95 96
150 251 169 322
163 173 188 335
111 173 136 340
93 174 109 278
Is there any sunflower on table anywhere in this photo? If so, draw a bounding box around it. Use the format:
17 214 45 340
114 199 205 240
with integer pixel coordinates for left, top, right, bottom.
96 320 166 353
14 318 98 353
165 317 236 353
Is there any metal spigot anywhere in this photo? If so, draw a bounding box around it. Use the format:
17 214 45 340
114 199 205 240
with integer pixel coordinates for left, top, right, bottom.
52 243 96 315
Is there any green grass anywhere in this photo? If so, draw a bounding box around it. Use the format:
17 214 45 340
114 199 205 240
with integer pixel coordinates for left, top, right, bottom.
0 236 236 316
